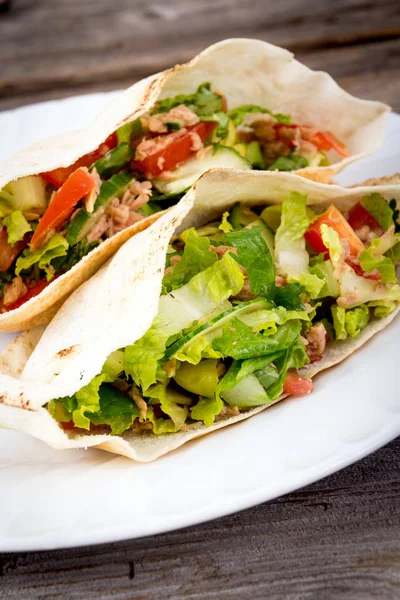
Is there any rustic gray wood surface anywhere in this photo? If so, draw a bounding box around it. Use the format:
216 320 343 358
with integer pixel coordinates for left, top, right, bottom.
1 1 400 598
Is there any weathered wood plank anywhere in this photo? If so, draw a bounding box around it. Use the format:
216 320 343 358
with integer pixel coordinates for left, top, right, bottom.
1 437 399 600
1 38 399 112
0 0 399 110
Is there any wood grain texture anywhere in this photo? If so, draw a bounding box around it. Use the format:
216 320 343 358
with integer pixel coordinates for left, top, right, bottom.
0 437 399 599
0 0 399 110
1 1 400 598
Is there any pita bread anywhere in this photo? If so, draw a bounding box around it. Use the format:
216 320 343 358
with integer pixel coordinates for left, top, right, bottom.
0 171 399 461
0 38 389 331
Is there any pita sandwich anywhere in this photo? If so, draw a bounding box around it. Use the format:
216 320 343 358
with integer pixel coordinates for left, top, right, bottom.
0 171 399 461
0 38 388 331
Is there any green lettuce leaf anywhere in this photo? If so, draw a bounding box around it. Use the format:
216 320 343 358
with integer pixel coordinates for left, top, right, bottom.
275 192 311 280
50 372 113 430
219 211 233 233
170 300 308 365
273 283 306 310
226 228 275 296
191 395 224 427
367 300 398 318
87 383 140 435
309 259 340 298
2 210 31 246
268 154 308 172
15 233 69 280
212 319 302 360
162 230 217 294
124 253 243 390
360 193 395 231
331 305 370 341
153 83 223 116
145 382 188 434
216 327 309 408
227 104 291 127
359 234 400 284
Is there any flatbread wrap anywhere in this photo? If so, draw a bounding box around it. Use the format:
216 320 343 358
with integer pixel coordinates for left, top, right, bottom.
0 38 388 331
0 171 399 461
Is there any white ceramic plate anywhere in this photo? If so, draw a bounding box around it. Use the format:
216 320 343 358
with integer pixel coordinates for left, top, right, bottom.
0 96 399 552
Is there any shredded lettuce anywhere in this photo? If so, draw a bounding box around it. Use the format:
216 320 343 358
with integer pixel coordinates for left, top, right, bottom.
170 301 308 365
309 259 340 298
191 395 224 427
359 234 400 284
331 305 370 341
219 211 233 233
268 155 308 172
275 192 310 276
2 210 31 246
216 324 309 408
87 384 140 434
226 228 275 296
212 318 303 360
145 382 188 434
360 193 395 231
162 230 217 294
227 105 291 127
272 283 304 310
153 83 223 117
15 233 69 280
124 253 244 390
322 224 400 307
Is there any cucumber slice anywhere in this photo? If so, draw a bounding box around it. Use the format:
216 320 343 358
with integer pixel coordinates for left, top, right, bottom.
230 202 258 229
66 171 133 245
152 146 251 195
246 141 264 168
222 373 270 407
90 143 134 179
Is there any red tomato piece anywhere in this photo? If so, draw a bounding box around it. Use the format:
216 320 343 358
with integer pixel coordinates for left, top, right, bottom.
305 204 364 259
0 227 29 271
30 167 96 251
348 202 382 234
283 371 314 396
134 122 217 178
2 278 50 312
42 132 118 188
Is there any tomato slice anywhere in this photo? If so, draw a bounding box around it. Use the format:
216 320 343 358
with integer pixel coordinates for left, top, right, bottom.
283 371 313 396
42 132 118 188
30 167 96 251
2 278 50 312
134 122 217 178
0 227 29 271
348 202 382 234
305 204 364 259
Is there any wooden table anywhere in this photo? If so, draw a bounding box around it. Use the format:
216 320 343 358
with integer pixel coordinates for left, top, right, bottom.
1 1 400 597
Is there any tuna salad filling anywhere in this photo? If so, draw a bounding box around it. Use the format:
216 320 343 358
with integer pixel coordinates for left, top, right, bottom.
47 191 400 436
0 83 349 312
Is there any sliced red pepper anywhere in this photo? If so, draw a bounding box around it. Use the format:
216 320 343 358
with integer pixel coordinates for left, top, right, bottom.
0 227 29 271
283 371 313 396
2 278 50 312
30 167 96 251
42 132 117 188
305 204 364 259
134 121 217 178
348 202 382 234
